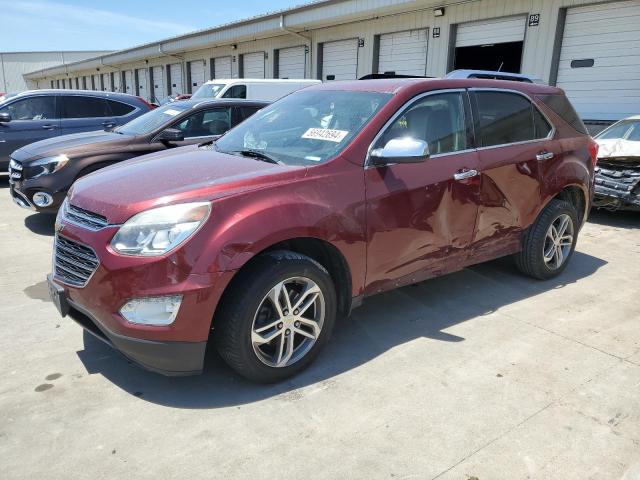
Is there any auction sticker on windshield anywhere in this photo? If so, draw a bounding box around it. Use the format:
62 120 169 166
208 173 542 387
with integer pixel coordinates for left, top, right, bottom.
302 128 349 143
163 109 181 116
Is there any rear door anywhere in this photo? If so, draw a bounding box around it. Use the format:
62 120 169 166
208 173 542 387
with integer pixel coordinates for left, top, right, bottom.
364 90 480 293
469 89 557 261
59 95 115 135
0 95 59 161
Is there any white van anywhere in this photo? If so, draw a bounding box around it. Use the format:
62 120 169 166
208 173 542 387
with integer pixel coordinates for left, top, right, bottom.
191 79 321 102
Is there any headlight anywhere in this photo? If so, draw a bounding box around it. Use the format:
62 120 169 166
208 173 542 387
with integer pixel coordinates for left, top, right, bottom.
111 202 211 256
28 154 69 178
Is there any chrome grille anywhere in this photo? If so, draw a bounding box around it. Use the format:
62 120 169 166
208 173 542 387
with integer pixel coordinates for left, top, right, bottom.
8 158 23 181
53 235 100 287
63 202 108 230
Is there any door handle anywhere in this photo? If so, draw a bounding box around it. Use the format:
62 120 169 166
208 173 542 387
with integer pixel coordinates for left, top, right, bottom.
42 124 56 130
453 169 479 181
536 151 554 161
102 121 116 128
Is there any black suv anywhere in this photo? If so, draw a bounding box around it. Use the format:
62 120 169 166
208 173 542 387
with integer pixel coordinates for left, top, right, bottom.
1 90 153 171
9 99 268 211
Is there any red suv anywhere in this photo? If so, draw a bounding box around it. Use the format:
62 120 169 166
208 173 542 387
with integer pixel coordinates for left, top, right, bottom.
47 79 597 382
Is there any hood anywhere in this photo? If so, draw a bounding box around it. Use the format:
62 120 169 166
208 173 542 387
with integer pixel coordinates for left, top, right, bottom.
15 130 134 161
69 145 304 224
596 138 640 159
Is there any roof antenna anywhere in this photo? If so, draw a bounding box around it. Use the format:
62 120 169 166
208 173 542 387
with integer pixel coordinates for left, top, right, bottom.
497 62 504 72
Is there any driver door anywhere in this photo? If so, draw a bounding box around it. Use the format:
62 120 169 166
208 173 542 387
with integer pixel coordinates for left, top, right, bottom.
364 90 481 294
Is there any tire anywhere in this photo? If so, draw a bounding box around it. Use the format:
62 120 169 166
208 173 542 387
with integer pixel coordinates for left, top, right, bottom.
215 250 337 383
515 199 579 280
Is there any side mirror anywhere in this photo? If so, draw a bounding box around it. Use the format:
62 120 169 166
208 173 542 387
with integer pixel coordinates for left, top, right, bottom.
156 128 184 143
0 112 11 123
369 137 429 165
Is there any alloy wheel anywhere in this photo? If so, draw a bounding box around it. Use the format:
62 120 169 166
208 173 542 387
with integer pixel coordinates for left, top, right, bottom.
543 213 574 270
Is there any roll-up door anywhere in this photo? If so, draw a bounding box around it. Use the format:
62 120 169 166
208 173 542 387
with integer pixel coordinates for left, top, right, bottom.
101 73 111 92
136 68 149 99
124 70 133 94
169 64 183 95
213 56 232 79
112 72 120 92
378 29 428 76
321 38 359 81
92 74 100 90
188 60 206 93
556 0 640 121
277 46 306 79
454 16 526 73
242 52 265 78
152 66 166 102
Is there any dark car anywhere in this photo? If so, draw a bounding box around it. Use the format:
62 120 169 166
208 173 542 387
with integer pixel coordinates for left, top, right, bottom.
9 99 268 211
1 90 152 172
47 78 596 382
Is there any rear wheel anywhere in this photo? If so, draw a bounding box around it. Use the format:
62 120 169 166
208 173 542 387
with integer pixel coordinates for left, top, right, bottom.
515 199 578 280
215 251 336 383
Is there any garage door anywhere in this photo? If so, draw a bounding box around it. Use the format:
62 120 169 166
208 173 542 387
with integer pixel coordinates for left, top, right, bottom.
92 74 100 90
378 29 428 76
152 66 165 102
456 16 526 47
112 72 120 92
169 64 183 95
322 38 359 81
136 68 149 99
102 73 111 92
556 1 640 121
189 60 206 93
124 70 133 94
243 52 265 78
277 46 306 79
213 56 232 79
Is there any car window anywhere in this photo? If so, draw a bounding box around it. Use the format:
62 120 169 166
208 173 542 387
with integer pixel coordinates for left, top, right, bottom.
596 121 640 141
174 107 231 137
61 96 111 118
475 91 540 147
0 96 56 120
238 106 262 122
107 100 135 116
222 85 247 99
533 106 553 139
115 103 191 136
191 83 226 100
539 94 588 135
376 92 469 155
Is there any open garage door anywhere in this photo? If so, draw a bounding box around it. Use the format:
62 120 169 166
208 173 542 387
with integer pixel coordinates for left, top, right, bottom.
169 64 183 95
101 73 111 92
124 71 133 94
322 38 359 81
277 46 306 79
152 66 165 102
136 68 149 99
454 16 526 73
242 52 265 78
556 1 640 122
378 29 428 76
188 60 206 93
213 56 232 79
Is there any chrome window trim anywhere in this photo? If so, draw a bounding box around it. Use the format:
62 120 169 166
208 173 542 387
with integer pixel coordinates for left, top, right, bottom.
365 88 469 168
468 88 556 149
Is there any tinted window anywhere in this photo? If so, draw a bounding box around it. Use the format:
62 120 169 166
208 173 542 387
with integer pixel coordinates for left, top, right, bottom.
533 107 553 139
475 92 536 147
539 94 587 135
174 108 232 137
238 106 261 122
0 96 56 120
222 85 247 99
61 96 111 118
377 92 469 155
107 100 135 116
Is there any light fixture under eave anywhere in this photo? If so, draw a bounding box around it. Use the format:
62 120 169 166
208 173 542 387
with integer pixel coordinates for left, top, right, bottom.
434 7 445 17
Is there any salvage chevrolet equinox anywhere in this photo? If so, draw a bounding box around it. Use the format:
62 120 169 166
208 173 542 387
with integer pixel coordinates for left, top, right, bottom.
48 79 597 382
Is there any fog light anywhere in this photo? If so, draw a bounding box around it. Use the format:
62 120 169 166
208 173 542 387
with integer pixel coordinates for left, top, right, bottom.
33 192 53 207
119 295 183 326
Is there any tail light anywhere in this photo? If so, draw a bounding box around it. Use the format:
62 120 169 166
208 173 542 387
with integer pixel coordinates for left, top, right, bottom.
588 138 599 166
137 96 156 110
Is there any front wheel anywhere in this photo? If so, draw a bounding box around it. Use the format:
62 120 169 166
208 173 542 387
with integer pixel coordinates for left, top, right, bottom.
215 251 337 383
515 199 579 280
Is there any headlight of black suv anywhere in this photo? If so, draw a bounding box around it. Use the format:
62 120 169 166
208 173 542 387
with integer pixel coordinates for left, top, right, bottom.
25 154 69 179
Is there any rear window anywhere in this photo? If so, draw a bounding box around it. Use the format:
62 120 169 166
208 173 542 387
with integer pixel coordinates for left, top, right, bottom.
539 94 587 135
107 100 135 116
61 96 110 118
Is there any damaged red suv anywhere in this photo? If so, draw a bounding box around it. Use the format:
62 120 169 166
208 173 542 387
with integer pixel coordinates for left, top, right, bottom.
48 79 596 382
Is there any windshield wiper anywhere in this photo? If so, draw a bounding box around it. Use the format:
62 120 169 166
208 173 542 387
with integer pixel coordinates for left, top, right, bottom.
232 149 285 165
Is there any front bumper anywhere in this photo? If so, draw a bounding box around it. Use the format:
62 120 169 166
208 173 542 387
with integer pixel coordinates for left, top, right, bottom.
593 162 640 211
49 219 236 375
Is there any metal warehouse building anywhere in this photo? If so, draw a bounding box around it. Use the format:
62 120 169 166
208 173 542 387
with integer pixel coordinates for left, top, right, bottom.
23 0 640 126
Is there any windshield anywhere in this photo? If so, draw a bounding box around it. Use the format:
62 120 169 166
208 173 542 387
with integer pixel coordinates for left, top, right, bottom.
115 103 191 135
596 120 640 141
191 83 226 100
215 90 391 166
